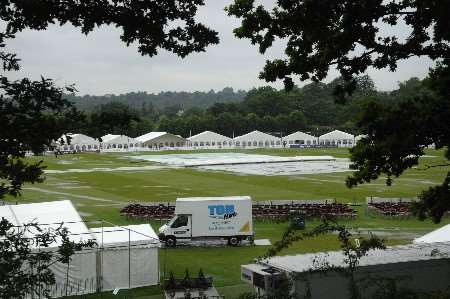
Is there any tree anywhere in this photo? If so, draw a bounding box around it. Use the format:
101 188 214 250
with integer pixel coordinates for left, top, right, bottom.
226 0 449 92
85 102 140 138
0 77 83 198
0 0 218 200
227 0 450 222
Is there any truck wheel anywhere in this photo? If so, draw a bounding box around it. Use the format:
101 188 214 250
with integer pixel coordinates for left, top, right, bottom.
228 236 240 247
165 236 177 247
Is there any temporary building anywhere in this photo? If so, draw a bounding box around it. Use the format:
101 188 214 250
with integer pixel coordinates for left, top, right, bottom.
242 242 450 299
187 130 233 148
101 134 141 151
90 224 160 291
319 130 355 147
284 131 317 146
414 224 450 244
136 131 186 149
57 133 100 152
233 130 281 148
0 201 161 297
0 201 97 297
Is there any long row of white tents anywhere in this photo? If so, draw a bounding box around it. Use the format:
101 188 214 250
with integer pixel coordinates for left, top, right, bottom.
55 130 361 152
186 129 359 148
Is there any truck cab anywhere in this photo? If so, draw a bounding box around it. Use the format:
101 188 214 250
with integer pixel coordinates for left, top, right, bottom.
158 214 192 246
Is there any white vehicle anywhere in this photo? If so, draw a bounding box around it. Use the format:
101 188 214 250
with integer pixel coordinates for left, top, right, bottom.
158 196 253 247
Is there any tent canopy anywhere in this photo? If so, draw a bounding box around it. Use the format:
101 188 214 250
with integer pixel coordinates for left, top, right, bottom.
136 132 185 143
188 130 231 142
319 130 354 140
414 224 450 244
0 200 93 248
284 131 316 140
59 133 98 145
234 130 280 141
101 134 139 144
135 132 167 143
90 224 160 248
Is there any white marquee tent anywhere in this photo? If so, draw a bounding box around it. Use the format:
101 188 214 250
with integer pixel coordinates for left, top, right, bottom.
136 131 186 149
0 201 161 297
101 134 141 151
57 133 100 152
0 201 96 297
319 130 355 147
187 130 232 148
233 130 281 148
414 224 450 244
90 224 160 291
284 131 317 146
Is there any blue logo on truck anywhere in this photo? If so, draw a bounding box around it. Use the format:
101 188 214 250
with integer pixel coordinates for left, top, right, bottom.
208 205 237 220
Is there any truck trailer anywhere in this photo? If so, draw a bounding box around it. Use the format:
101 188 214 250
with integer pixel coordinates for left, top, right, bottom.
158 196 253 247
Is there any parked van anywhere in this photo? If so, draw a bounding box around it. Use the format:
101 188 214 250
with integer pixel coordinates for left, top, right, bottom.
158 196 253 247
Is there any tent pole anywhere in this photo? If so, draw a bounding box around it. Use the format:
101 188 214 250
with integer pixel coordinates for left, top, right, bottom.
128 228 131 290
101 220 104 296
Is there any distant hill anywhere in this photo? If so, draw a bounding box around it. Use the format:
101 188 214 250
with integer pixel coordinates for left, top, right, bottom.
65 87 247 112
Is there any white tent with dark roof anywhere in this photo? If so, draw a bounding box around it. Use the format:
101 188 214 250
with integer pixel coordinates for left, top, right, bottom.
233 130 281 148
284 131 317 146
57 133 100 152
319 130 355 147
187 130 232 148
100 134 141 151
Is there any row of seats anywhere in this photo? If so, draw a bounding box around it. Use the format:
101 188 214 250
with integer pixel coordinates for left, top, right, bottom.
120 203 357 219
120 204 175 219
368 202 411 216
253 203 357 218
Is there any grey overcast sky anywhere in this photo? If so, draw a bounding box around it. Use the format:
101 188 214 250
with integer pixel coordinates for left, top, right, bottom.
5 0 434 96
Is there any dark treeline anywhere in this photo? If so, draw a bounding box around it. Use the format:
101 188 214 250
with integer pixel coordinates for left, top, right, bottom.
66 87 246 114
74 76 423 139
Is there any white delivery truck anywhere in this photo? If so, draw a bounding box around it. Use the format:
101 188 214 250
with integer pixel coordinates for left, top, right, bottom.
158 196 253 247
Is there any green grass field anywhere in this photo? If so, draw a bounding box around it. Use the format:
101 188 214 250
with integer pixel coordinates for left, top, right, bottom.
7 147 450 299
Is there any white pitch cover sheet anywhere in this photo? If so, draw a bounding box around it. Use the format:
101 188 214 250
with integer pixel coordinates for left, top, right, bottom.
131 153 350 175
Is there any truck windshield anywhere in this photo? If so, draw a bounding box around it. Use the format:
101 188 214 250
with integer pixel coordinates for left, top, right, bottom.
171 215 188 228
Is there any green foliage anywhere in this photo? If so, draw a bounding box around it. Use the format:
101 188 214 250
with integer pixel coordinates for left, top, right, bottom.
1 1 218 59
128 76 376 138
0 76 83 198
82 102 140 139
66 88 247 115
226 0 450 92
347 62 450 222
413 173 450 224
